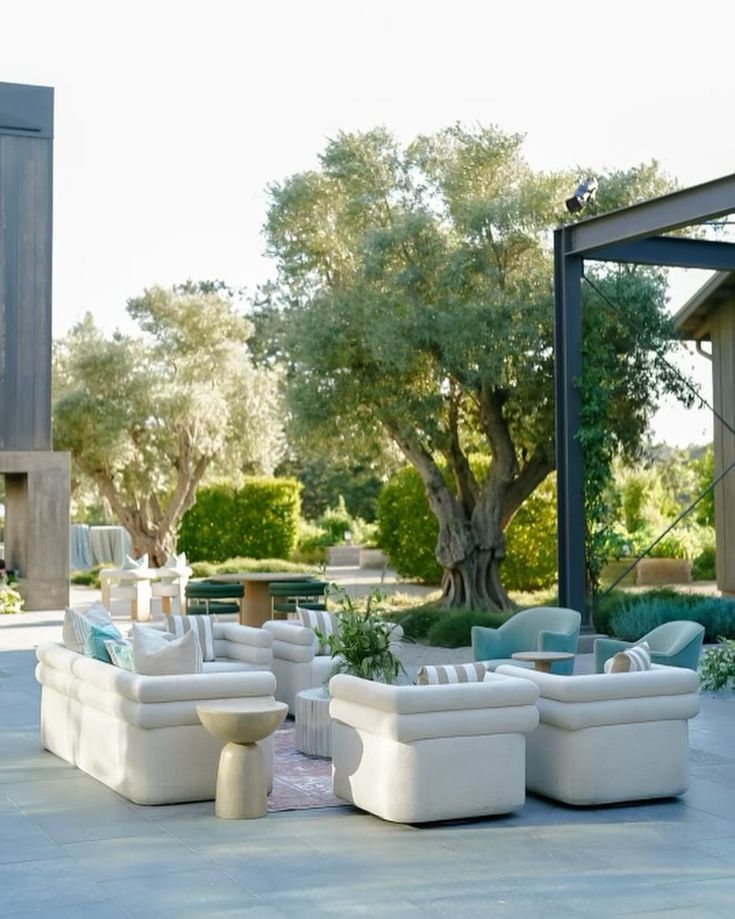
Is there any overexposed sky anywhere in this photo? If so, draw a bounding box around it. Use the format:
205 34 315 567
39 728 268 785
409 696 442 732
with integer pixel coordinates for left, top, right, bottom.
4 0 734 446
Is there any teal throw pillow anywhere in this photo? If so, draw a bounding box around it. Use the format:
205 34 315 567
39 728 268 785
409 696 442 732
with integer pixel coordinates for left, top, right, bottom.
84 622 123 662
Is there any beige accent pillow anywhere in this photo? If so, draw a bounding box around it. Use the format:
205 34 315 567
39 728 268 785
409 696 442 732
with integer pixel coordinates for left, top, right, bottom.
605 641 652 673
131 622 202 675
415 662 487 685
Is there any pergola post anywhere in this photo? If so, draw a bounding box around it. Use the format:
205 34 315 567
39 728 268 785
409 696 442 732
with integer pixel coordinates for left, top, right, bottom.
554 229 587 623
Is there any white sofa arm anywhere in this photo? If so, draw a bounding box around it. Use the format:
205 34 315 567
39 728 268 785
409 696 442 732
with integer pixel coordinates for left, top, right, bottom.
495 663 699 701
213 623 273 667
262 620 316 663
329 673 539 743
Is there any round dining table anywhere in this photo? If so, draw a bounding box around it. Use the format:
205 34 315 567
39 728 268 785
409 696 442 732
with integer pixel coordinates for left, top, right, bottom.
209 572 316 626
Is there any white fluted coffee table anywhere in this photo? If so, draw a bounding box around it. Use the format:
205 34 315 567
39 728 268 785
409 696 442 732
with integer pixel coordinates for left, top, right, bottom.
295 688 332 758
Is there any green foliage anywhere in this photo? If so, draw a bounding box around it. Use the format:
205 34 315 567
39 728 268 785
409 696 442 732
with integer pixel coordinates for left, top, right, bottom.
699 639 735 692
377 467 441 583
320 587 404 684
178 478 301 562
69 565 104 588
693 446 715 527
604 592 735 643
502 477 558 591
393 608 445 641
692 544 716 581
0 585 23 614
188 557 313 578
426 610 506 648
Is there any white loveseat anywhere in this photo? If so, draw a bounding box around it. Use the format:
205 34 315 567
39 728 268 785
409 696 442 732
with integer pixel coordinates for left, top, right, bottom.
36 628 277 805
262 620 337 715
496 663 700 806
328 672 540 823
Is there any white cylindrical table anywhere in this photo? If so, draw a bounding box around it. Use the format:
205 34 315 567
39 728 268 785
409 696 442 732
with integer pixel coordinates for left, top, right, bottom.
295 687 332 758
197 699 287 819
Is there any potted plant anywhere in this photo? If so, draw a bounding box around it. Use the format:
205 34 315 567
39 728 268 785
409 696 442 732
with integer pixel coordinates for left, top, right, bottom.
317 585 405 685
0 584 23 615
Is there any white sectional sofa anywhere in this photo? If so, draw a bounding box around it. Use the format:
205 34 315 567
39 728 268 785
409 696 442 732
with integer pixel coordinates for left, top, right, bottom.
328 672 540 823
496 663 700 805
35 624 277 805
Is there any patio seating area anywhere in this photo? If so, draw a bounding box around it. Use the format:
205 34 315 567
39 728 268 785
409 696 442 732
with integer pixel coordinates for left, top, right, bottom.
2 571 735 916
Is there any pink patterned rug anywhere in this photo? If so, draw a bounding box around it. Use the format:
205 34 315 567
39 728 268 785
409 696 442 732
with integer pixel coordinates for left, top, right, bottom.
268 723 344 812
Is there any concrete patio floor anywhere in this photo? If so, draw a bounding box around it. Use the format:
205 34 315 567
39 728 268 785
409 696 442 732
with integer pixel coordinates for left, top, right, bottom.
1 580 735 917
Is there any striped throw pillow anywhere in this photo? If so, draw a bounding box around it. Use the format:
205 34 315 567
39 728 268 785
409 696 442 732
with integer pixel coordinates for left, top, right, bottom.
63 601 114 653
415 662 487 685
297 606 338 654
165 614 215 662
604 641 652 673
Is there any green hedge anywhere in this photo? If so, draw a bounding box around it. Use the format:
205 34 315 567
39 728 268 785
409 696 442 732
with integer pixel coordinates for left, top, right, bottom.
178 478 301 563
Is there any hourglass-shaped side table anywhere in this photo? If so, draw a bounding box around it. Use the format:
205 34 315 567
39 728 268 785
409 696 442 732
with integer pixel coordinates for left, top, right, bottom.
196 699 288 819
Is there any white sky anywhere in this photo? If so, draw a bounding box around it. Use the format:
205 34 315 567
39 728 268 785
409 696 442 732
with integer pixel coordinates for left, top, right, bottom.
5 0 735 447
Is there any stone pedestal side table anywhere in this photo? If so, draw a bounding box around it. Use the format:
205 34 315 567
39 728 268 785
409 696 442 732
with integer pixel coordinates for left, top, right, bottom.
510 651 575 673
197 699 287 819
295 687 332 758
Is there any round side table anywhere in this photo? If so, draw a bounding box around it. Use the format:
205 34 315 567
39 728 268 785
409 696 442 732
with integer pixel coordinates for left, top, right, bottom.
510 651 575 673
295 688 332 758
197 699 287 819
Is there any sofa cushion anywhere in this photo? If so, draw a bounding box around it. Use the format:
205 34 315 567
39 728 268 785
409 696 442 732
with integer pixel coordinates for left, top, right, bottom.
132 623 202 675
165 614 215 662
104 638 134 671
605 641 652 674
415 662 487 685
83 622 124 662
63 601 114 654
297 606 338 654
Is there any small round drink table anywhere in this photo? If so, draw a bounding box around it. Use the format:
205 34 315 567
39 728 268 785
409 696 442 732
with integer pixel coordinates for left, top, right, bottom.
295 688 332 758
196 699 287 818
511 651 575 673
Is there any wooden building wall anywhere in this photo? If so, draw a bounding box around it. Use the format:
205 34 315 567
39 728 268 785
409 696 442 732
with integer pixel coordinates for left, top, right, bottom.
711 298 735 594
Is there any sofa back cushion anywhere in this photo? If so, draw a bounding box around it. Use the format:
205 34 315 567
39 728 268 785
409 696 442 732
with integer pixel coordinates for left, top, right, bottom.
165 614 215 661
132 623 203 675
63 601 114 653
415 662 487 685
297 606 339 654
605 641 652 674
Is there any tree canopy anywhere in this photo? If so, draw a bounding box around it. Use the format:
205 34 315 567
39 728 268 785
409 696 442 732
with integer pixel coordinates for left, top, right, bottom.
263 124 687 610
53 283 285 564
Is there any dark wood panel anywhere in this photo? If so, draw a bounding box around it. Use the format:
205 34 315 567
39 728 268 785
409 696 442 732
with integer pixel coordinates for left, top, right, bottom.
0 134 53 449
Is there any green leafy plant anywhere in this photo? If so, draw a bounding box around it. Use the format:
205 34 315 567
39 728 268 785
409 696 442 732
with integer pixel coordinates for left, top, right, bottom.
699 638 735 692
0 585 23 615
318 586 405 684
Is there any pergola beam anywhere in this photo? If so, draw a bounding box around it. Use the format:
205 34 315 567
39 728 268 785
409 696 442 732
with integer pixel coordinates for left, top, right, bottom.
584 236 735 272
567 173 735 254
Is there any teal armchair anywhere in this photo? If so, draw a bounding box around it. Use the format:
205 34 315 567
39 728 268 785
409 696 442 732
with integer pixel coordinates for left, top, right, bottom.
471 607 581 675
594 621 705 673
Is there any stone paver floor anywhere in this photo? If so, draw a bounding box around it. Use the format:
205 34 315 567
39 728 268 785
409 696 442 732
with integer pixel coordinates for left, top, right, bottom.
1 578 734 917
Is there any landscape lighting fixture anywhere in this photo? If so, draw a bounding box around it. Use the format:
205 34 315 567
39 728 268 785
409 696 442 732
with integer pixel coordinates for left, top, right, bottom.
565 177 598 214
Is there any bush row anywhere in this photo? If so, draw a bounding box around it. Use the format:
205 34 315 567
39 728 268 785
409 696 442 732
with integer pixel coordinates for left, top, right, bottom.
592 588 735 642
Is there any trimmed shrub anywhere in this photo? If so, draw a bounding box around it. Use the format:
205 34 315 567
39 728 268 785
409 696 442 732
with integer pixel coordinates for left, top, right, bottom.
502 477 558 591
426 610 506 648
70 565 104 588
692 544 716 581
394 608 445 641
608 593 735 643
377 467 442 583
178 478 301 563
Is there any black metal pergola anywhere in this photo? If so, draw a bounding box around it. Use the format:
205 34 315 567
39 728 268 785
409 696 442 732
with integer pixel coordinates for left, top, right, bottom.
554 172 735 628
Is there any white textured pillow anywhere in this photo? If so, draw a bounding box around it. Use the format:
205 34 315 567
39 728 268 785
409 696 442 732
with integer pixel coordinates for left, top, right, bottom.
297 606 338 654
165 614 215 662
415 662 487 685
131 623 202 675
164 552 189 573
604 641 652 673
63 601 113 653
